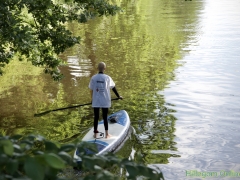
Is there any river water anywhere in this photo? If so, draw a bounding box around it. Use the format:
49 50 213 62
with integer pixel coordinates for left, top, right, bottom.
0 0 240 179
158 0 240 179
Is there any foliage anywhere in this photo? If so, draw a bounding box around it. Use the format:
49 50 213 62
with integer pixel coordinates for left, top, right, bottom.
0 134 164 180
0 0 120 80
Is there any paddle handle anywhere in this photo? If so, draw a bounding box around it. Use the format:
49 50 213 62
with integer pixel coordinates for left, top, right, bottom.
34 97 121 116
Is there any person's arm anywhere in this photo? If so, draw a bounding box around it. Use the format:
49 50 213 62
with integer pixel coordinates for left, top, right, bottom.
112 87 123 99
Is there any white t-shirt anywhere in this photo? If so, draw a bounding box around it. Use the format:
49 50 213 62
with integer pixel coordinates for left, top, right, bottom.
89 73 115 108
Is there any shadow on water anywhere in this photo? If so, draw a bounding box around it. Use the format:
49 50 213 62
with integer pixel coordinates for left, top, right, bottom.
0 0 203 166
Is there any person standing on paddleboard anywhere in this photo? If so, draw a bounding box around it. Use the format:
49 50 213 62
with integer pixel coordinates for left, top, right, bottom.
89 62 123 139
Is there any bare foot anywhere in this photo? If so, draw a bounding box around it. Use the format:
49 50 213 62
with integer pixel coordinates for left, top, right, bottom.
105 134 112 139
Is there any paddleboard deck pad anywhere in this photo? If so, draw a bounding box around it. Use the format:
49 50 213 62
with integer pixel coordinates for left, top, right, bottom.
74 110 130 162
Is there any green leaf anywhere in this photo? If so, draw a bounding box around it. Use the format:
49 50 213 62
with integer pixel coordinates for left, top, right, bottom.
27 134 37 141
44 153 65 169
77 141 98 154
24 157 45 180
91 156 106 167
58 151 72 163
103 153 121 164
6 159 18 175
20 139 33 146
13 144 22 153
125 164 139 178
10 134 22 140
0 139 14 156
137 165 150 176
44 140 60 152
35 135 45 142
0 154 8 165
60 143 75 152
82 156 96 170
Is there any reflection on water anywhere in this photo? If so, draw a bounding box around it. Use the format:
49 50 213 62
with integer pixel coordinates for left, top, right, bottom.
0 0 193 160
1 0 240 179
0 0 199 166
66 56 92 78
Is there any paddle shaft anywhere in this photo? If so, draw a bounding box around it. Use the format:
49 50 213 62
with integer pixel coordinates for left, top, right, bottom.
34 97 120 116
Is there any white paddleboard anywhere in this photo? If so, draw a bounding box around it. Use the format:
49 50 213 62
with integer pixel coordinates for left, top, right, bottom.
74 110 131 162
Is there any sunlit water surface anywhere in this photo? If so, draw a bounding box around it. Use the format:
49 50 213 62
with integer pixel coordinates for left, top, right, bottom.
0 0 240 179
159 0 240 179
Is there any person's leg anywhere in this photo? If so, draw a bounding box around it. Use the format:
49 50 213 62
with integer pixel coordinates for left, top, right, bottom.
94 108 100 138
102 108 110 138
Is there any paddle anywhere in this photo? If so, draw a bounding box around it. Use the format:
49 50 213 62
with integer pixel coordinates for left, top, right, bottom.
34 97 120 117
